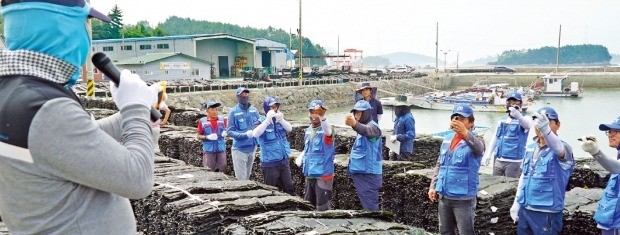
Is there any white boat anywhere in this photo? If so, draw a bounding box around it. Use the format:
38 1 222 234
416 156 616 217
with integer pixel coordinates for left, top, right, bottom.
383 87 531 113
531 74 583 98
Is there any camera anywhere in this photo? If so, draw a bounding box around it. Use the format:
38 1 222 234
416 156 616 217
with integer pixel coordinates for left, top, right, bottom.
506 105 520 113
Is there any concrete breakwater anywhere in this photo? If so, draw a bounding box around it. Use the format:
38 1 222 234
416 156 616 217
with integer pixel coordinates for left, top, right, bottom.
80 77 450 126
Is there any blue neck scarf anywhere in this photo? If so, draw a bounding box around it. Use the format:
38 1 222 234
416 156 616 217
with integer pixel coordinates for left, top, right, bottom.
2 2 91 87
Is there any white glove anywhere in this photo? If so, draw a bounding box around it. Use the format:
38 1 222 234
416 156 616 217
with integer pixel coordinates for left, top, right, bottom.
206 133 218 140
295 152 304 167
510 202 520 223
581 135 600 155
245 130 254 138
390 135 398 143
110 70 156 110
532 110 551 135
275 112 284 122
508 106 523 119
221 131 228 138
266 110 277 120
481 154 492 166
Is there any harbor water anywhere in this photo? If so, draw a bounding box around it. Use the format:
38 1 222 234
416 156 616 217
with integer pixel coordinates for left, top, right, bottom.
288 88 620 162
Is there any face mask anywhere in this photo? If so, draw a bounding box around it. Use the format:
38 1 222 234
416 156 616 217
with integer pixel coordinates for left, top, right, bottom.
2 2 91 88
237 95 250 106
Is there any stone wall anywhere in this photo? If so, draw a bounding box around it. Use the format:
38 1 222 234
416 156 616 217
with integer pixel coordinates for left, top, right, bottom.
162 77 449 115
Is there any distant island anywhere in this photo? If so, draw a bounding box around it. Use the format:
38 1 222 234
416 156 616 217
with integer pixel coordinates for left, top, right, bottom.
490 44 612 65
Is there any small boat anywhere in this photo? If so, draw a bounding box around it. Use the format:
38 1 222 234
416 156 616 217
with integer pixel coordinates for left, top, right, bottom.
530 73 583 98
397 88 531 113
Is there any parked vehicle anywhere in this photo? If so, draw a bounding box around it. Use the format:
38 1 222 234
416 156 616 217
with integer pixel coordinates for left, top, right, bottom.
389 66 408 73
493 66 516 73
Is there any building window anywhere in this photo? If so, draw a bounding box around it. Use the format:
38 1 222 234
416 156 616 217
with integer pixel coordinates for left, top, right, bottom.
92 47 95 52
131 70 137 74
121 45 133 51
192 69 200 76
182 70 187 74
139 44 152 50
144 70 152 75
156 43 169 49
102 46 114 51
164 70 169 75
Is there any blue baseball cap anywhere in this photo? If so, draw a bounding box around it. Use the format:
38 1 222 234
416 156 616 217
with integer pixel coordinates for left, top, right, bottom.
204 101 221 109
235 87 250 95
599 117 620 131
507 92 522 101
452 103 474 117
265 97 280 107
1 0 112 22
308 99 329 110
350 100 372 113
536 106 559 120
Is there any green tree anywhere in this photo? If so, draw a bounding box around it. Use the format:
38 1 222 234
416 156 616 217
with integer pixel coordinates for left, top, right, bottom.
152 26 167 37
159 16 327 65
104 5 123 39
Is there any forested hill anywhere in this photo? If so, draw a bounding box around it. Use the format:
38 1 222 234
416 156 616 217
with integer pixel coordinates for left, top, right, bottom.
159 16 326 65
490 44 612 65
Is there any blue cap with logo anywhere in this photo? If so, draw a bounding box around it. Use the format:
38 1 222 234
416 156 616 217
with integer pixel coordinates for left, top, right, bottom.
350 100 372 113
452 103 474 117
599 116 620 131
308 99 329 110
536 106 559 120
235 87 250 95
507 92 522 101
204 101 221 109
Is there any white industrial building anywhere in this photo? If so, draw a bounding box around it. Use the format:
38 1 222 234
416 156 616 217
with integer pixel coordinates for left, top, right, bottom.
88 34 290 81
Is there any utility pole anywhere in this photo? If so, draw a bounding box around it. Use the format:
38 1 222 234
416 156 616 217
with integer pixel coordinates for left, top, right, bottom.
435 22 439 75
85 0 95 97
456 51 459 73
556 25 561 73
298 0 303 84
337 35 340 70
288 28 292 69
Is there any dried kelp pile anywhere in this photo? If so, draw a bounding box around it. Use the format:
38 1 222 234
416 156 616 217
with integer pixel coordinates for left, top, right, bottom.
561 187 602 235
131 155 314 234
568 158 610 190
382 169 519 235
287 125 441 167
156 125 605 235
79 96 117 110
328 155 426 211
222 210 428 234
168 110 204 128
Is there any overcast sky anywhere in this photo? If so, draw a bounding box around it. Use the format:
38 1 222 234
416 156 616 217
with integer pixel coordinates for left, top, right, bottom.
92 0 620 63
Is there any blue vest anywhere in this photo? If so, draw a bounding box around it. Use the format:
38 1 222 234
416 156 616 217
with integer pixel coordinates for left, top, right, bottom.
348 121 382 174
594 174 620 228
256 117 291 163
200 117 226 153
494 116 528 160
435 132 482 199
229 104 259 151
394 113 415 154
517 142 573 212
302 125 335 177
